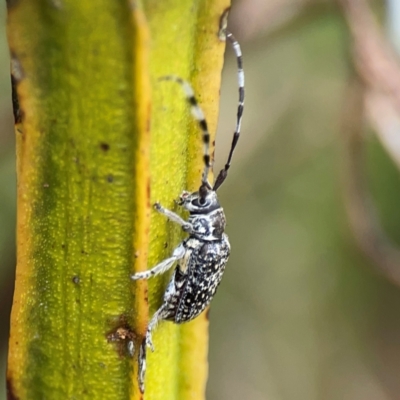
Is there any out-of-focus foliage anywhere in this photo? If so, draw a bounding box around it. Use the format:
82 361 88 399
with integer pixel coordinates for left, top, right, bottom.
208 6 400 400
0 1 16 399
2 1 400 400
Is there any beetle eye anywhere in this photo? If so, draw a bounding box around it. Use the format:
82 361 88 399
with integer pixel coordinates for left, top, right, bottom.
191 198 209 207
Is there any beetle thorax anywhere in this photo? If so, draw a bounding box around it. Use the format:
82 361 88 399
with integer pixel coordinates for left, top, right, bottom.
188 208 226 241
178 189 226 241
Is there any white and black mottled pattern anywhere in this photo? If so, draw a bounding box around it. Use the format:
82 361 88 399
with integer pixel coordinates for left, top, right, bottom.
129 27 245 394
165 236 230 323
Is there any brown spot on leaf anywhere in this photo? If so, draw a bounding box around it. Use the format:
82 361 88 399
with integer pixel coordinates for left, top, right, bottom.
146 181 151 206
107 174 114 183
106 315 136 357
6 377 19 400
10 75 22 124
108 327 134 342
100 142 110 151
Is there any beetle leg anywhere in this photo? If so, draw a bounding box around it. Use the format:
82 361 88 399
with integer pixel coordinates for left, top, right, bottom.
131 243 185 280
154 202 194 233
138 304 169 393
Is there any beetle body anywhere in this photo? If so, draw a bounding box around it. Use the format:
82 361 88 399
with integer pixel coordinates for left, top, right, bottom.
160 193 230 324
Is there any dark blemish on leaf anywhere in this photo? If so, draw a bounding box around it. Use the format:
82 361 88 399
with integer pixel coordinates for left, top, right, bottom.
10 75 22 124
164 242 168 249
146 182 151 206
144 287 149 304
106 315 136 357
107 327 135 343
72 275 80 284
205 308 210 320
134 251 140 258
100 142 110 152
81 250 88 255
107 174 114 183
6 377 19 400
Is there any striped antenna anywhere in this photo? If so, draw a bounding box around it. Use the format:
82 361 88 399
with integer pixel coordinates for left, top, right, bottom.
159 75 212 195
213 30 245 191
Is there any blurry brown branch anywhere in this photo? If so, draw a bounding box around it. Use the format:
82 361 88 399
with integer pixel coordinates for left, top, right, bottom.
338 0 400 168
230 0 329 42
337 0 400 105
341 78 400 286
338 0 400 284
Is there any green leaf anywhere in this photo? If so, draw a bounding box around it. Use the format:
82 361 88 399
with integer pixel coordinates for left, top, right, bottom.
7 1 230 399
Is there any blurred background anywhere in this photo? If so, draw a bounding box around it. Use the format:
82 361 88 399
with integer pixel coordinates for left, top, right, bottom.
0 0 17 398
2 1 400 399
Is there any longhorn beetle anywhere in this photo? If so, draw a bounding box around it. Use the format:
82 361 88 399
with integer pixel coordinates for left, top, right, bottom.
130 28 244 393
